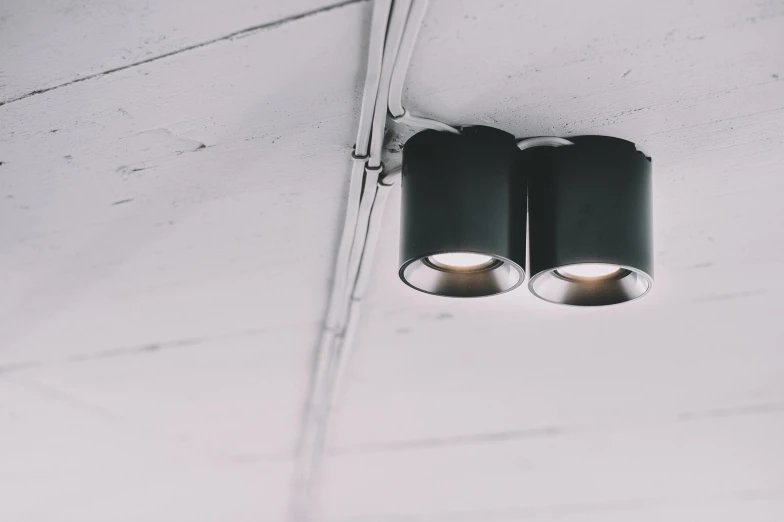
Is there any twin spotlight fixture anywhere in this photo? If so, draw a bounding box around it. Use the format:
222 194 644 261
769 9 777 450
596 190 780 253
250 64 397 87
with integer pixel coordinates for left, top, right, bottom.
398 126 653 306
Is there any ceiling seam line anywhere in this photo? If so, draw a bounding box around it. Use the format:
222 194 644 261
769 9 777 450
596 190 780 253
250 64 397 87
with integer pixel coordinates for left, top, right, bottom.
0 0 369 108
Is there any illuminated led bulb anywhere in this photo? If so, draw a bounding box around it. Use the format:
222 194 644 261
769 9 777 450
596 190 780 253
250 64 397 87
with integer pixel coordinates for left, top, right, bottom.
558 263 621 279
429 252 494 270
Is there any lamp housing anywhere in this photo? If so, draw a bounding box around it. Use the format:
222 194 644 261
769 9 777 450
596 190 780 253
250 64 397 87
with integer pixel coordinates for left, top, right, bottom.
524 135 653 306
399 126 526 297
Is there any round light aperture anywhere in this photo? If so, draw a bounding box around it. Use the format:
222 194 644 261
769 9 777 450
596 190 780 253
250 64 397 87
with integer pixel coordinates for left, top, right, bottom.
401 252 524 298
529 265 652 306
557 263 621 279
428 252 495 270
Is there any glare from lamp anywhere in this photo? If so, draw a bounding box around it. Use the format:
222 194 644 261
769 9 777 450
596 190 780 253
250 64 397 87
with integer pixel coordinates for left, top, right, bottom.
558 263 621 279
429 252 494 270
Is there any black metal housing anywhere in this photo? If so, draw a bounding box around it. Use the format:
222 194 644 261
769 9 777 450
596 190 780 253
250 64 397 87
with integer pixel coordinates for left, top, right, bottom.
525 136 653 306
399 126 526 297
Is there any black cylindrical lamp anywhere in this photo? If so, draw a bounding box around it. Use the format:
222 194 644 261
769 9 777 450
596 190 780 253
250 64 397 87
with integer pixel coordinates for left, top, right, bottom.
399 126 526 297
525 136 653 306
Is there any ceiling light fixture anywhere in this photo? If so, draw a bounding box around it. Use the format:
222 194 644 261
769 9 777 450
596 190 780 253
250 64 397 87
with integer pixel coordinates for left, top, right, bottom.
396 131 653 305
525 136 653 306
399 126 526 297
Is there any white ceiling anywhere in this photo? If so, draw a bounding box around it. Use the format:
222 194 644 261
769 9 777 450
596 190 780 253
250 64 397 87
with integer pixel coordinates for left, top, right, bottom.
1 0 783 521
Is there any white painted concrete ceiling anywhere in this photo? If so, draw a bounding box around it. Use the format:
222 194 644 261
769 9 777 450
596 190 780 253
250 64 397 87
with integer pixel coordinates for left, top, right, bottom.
1 0 783 520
